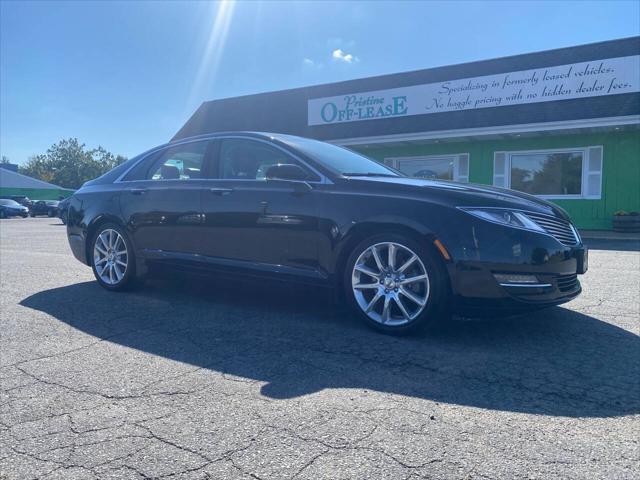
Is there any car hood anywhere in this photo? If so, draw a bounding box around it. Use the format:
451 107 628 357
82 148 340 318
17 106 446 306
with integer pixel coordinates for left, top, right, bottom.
342 176 569 220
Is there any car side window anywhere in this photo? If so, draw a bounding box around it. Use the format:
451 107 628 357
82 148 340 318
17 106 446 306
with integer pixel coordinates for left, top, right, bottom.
145 141 210 181
219 139 307 180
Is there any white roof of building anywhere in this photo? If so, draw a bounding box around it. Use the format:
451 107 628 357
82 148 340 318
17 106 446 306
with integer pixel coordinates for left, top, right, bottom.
0 167 72 190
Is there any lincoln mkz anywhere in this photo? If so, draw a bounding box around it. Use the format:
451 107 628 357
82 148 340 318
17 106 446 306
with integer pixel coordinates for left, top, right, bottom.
65 133 587 334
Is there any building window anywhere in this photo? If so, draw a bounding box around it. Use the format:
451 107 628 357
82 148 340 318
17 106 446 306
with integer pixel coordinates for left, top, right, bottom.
385 154 469 182
494 146 603 199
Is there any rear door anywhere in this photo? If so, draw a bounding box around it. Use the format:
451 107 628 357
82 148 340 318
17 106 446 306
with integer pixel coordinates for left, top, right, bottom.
119 140 214 258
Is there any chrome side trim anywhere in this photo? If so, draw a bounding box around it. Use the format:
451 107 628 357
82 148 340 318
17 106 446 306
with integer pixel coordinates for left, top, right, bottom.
142 248 329 280
114 135 332 185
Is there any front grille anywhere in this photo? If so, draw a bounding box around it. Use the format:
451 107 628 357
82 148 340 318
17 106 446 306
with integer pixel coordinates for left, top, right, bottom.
525 212 579 246
556 273 578 292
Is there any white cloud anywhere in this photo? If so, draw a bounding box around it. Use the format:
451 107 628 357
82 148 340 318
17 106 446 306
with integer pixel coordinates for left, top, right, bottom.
332 48 358 63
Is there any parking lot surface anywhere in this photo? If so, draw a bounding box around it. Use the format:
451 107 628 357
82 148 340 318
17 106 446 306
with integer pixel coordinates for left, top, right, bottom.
1 218 638 479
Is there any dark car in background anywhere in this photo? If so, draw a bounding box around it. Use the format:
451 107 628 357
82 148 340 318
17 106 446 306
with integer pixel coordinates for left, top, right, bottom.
65 132 587 334
29 200 59 217
0 199 29 218
0 195 32 208
57 197 70 224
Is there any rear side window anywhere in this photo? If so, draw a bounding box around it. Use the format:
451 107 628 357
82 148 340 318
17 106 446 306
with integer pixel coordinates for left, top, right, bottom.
148 141 209 180
123 141 211 181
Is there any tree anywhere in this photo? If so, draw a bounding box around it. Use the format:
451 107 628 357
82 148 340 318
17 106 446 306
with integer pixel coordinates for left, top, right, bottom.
1 156 10 164
19 138 127 189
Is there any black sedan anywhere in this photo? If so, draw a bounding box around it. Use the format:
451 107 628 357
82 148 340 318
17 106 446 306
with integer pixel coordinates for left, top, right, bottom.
65 132 587 334
29 200 59 217
0 199 29 218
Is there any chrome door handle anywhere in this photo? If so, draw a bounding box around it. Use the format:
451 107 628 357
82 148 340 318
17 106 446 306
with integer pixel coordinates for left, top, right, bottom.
130 188 148 195
209 187 234 196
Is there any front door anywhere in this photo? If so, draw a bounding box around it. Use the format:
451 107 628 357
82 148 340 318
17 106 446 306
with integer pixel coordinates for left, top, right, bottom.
198 138 323 279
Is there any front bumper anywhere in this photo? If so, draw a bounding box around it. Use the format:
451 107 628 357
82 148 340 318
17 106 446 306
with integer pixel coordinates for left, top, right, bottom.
5 209 29 217
452 273 582 317
444 218 586 317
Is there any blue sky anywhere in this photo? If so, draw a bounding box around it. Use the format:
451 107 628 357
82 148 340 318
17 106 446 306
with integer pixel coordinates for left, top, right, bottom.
1 0 639 164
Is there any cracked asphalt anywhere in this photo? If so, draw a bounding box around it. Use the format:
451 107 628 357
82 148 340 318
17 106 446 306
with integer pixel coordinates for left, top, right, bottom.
1 218 638 479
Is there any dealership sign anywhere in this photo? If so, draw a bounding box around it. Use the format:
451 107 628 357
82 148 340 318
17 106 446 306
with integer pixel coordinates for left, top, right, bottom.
308 55 640 126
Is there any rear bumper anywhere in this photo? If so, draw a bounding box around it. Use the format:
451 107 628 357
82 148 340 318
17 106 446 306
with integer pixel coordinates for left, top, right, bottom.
68 232 89 265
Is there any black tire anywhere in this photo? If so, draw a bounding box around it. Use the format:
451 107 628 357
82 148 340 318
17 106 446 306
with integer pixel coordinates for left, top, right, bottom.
343 233 450 335
47 210 55 217
90 222 137 291
0 210 5 219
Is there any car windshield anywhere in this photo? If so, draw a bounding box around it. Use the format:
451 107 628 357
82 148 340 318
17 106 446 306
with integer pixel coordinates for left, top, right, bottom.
277 135 400 177
0 199 20 206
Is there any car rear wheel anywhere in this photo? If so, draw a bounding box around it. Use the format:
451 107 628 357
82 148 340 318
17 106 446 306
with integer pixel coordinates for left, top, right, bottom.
90 223 136 291
344 233 449 334
0 210 5 219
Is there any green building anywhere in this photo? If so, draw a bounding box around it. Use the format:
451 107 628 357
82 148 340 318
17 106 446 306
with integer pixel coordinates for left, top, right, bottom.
175 37 640 230
0 167 74 200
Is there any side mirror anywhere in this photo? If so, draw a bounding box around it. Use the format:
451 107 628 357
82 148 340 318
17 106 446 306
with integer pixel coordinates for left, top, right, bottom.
265 164 310 182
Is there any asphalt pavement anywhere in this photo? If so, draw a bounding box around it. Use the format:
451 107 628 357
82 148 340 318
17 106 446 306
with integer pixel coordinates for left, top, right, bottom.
1 218 638 479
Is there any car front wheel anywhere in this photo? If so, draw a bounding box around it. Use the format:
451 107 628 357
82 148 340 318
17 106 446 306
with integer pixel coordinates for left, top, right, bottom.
90 223 136 291
344 233 450 334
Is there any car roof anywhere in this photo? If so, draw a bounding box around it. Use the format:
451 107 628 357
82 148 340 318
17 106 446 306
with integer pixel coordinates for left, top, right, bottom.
166 131 292 147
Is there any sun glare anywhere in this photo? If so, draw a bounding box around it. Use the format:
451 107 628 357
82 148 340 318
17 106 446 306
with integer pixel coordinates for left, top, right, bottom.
187 0 236 111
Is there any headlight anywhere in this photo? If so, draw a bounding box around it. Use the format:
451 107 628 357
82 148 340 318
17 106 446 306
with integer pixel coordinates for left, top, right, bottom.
458 207 545 233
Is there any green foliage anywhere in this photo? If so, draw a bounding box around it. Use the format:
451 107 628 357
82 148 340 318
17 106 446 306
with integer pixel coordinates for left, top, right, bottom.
1 156 10 164
19 138 127 189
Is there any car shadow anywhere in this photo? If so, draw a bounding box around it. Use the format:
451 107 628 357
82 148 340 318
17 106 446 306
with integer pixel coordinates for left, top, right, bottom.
20 274 639 418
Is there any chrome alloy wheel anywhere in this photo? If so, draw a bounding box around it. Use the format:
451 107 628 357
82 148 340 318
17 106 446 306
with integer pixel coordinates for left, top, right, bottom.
93 229 128 285
351 242 430 326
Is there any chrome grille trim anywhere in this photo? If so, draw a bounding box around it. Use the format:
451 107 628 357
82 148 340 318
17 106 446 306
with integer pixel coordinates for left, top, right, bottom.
524 212 580 246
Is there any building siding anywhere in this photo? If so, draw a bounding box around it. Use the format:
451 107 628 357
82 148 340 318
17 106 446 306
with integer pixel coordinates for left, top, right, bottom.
352 130 639 230
0 187 73 201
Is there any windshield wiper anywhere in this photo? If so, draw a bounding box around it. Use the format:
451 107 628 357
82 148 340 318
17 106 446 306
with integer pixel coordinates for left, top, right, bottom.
342 172 399 178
